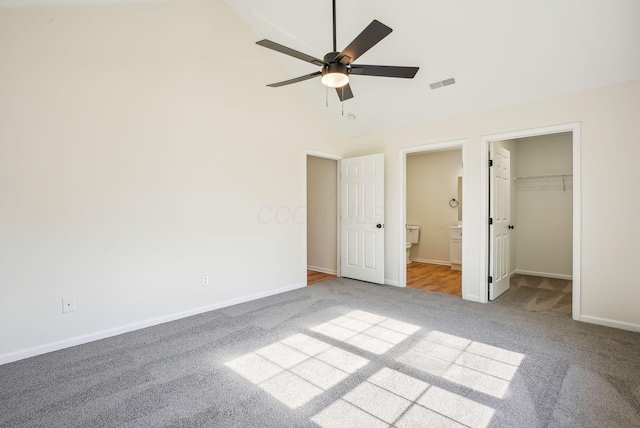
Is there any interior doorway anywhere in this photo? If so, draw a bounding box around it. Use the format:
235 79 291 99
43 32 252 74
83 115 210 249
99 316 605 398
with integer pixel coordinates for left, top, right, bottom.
481 123 581 320
306 152 340 286
488 133 574 315
406 148 463 297
399 139 469 298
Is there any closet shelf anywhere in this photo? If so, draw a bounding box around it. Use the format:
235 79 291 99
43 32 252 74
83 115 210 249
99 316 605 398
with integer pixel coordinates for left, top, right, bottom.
513 173 572 181
514 173 573 192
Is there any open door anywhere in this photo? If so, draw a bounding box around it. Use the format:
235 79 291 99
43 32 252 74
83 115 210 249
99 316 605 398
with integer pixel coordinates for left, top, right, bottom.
340 153 385 284
489 144 511 300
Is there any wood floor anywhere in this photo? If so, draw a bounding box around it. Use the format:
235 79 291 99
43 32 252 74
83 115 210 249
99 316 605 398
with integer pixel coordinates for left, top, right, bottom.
308 264 460 294
307 270 337 285
406 262 462 297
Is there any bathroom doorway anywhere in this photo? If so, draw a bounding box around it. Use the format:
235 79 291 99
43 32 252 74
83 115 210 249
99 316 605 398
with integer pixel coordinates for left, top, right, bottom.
399 139 469 298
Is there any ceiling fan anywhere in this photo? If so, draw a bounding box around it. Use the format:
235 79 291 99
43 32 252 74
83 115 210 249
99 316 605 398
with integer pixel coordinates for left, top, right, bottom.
255 0 419 101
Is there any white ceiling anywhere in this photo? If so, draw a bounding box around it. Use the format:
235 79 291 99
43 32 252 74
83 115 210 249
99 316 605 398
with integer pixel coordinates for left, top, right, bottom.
3 0 639 137
0 0 173 6
225 0 640 137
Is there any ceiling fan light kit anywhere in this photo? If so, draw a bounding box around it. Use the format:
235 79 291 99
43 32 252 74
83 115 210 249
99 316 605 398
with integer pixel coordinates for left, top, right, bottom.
255 0 419 104
321 61 349 88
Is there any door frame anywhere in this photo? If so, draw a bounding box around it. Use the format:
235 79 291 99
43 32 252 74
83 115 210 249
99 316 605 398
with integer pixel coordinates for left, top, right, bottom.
305 149 342 281
398 139 471 297
479 123 581 320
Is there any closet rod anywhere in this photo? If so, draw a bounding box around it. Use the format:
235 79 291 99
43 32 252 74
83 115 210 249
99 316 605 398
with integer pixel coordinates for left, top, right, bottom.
513 173 572 181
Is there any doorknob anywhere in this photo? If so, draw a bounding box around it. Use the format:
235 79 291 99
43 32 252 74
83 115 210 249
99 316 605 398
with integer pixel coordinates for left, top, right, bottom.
376 224 383 229
508 225 514 230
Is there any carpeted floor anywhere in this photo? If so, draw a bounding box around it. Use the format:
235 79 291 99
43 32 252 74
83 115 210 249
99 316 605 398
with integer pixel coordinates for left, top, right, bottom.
1 278 639 427
499 274 573 315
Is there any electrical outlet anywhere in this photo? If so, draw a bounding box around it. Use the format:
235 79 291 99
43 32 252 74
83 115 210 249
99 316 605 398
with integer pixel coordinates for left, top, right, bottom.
62 297 76 313
202 275 209 286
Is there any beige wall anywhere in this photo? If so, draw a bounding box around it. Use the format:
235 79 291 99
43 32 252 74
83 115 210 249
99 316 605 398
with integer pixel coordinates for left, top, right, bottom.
343 80 640 331
306 156 337 273
406 150 462 264
0 0 342 361
515 133 573 277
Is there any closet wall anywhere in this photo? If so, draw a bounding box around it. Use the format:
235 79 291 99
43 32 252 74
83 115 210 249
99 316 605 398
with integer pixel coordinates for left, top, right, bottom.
515 133 573 278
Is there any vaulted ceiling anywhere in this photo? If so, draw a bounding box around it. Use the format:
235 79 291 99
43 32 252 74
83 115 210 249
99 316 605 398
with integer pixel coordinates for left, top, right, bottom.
225 0 640 137
2 0 639 137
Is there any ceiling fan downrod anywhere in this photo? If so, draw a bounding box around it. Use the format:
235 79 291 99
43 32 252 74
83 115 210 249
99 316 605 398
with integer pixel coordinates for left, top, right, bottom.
332 0 337 52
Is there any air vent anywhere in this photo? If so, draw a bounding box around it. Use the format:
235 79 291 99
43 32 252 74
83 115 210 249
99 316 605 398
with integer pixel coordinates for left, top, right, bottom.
430 77 456 90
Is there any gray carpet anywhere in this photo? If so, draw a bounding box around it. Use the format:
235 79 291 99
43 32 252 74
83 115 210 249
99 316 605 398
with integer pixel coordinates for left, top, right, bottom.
498 274 573 315
1 278 639 427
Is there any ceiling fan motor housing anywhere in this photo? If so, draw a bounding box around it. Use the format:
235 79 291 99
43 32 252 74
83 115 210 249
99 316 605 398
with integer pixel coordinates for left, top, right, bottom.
321 53 350 88
322 61 349 77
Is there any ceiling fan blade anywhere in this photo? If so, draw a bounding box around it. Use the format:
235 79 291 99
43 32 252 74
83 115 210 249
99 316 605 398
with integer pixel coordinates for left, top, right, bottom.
336 83 354 101
266 71 322 87
350 65 419 79
336 20 392 64
256 40 326 66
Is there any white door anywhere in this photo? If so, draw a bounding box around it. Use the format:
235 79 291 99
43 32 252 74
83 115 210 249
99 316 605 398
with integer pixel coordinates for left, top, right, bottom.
340 153 385 284
489 144 511 300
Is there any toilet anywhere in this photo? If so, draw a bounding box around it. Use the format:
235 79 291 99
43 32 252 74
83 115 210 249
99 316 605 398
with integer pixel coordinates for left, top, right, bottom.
406 225 420 264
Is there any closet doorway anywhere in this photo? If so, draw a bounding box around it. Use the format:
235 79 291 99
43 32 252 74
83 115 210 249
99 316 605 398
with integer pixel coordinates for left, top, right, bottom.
306 152 340 285
482 123 581 319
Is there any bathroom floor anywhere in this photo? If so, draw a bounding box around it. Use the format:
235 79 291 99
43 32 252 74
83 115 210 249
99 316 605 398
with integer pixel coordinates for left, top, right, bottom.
406 262 462 297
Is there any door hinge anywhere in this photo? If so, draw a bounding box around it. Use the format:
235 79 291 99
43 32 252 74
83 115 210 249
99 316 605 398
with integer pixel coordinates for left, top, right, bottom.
488 276 493 283
488 217 493 225
488 159 493 167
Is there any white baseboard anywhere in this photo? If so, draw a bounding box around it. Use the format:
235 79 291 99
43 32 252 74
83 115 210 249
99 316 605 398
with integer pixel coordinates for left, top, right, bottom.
307 265 337 275
578 315 640 333
0 282 306 366
385 279 401 287
410 258 451 266
462 294 483 303
515 270 572 280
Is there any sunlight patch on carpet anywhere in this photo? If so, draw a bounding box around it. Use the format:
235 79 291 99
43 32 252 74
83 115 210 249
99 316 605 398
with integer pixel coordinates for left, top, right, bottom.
397 330 525 398
311 310 420 355
312 367 494 428
225 333 369 409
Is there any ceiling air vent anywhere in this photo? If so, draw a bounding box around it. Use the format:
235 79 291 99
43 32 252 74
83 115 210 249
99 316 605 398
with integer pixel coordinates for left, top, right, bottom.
430 77 456 90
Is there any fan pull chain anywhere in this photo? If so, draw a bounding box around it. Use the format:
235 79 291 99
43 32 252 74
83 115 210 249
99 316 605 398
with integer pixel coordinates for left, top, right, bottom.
326 84 328 108
341 87 344 116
